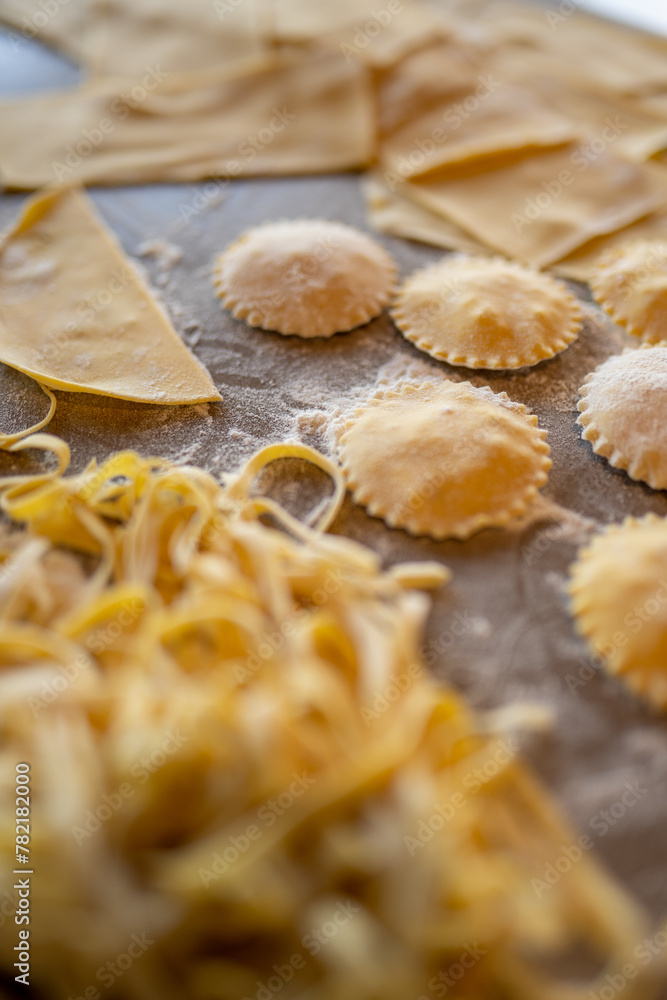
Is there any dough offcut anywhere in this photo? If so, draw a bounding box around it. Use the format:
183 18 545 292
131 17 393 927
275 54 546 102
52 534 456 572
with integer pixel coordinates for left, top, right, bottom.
0 187 221 404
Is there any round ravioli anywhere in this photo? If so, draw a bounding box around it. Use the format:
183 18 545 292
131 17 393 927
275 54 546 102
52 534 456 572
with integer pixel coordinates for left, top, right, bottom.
213 219 397 338
590 239 667 343
569 515 667 710
577 344 667 490
391 255 582 369
338 380 551 540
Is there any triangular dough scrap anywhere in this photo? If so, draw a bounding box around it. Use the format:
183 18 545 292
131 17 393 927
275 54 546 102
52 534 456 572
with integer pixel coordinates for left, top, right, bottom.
404 144 666 268
569 515 667 710
0 187 220 405
0 50 374 189
590 239 667 343
380 83 578 181
213 219 397 338
392 255 582 370
362 172 491 255
339 380 551 540
577 345 667 490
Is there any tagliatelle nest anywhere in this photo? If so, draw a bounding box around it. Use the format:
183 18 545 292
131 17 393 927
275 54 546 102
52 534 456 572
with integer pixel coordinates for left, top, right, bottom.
0 407 659 1000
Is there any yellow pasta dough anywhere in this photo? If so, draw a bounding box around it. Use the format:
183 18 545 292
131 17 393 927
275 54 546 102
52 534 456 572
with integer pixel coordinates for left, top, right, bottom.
277 0 448 68
577 345 667 490
392 255 582 369
81 0 268 78
551 205 667 283
0 186 220 404
1 0 443 79
380 83 577 182
375 36 484 137
590 240 667 343
0 51 374 188
569 515 667 710
404 145 665 268
478 2 667 97
362 172 491 254
213 219 397 338
0 0 97 68
339 380 551 540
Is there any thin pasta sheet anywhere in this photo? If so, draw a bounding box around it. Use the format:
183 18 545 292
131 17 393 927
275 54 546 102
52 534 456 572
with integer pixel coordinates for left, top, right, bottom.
0 187 220 404
362 172 491 254
0 50 374 188
404 145 666 268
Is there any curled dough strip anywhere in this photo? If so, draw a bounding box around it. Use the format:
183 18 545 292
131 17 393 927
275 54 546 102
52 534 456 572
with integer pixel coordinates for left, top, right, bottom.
0 386 67 503
0 434 71 520
0 383 57 450
225 441 346 534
